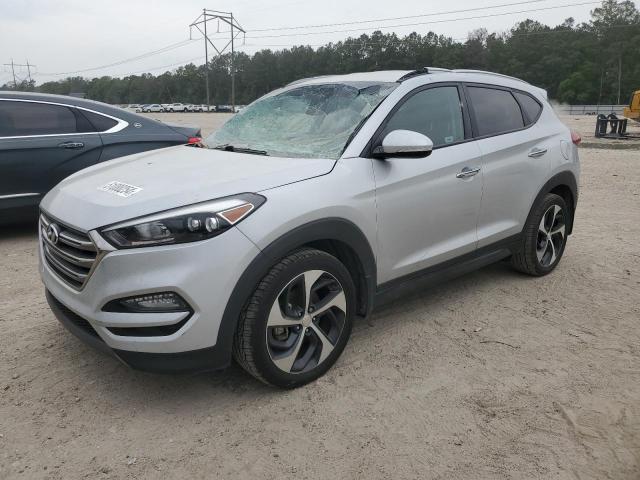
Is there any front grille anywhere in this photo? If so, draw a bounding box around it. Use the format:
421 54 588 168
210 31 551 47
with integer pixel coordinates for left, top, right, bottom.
47 291 103 341
40 213 99 290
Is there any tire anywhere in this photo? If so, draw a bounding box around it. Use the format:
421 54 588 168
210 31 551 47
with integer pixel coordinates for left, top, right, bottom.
511 193 569 276
233 248 356 388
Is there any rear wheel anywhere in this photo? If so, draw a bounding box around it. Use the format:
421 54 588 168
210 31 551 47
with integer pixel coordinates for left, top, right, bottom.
233 248 355 388
511 193 569 276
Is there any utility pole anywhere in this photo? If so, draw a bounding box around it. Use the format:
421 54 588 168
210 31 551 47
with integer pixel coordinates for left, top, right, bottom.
189 9 245 109
231 12 235 113
617 55 622 105
10 59 16 88
3 60 35 89
202 8 210 109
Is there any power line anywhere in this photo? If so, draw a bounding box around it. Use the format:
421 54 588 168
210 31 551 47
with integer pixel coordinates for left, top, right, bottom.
38 39 197 76
33 0 595 79
238 1 601 39
238 23 640 49
31 0 611 80
115 56 204 76
247 0 548 32
71 23 640 80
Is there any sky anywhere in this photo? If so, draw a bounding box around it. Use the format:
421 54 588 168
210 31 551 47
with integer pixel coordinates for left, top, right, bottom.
0 0 628 85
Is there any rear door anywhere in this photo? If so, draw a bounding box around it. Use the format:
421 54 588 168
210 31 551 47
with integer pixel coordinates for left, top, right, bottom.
464 84 551 247
0 99 103 213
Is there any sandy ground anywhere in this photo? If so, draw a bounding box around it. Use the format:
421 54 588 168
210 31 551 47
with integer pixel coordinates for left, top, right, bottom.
133 111 233 138
1 114 639 479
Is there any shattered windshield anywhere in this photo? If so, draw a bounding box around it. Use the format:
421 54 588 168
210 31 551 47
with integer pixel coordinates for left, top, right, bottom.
205 82 397 159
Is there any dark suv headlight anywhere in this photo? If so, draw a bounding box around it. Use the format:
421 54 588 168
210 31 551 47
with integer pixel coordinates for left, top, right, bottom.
101 193 265 248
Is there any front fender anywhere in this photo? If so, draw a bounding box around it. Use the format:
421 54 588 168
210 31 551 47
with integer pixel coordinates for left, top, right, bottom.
215 217 377 366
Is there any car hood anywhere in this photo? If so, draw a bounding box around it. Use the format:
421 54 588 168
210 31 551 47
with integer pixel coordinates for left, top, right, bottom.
41 145 335 231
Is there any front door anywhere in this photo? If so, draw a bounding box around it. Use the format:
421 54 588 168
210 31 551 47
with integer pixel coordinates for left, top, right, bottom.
371 84 483 283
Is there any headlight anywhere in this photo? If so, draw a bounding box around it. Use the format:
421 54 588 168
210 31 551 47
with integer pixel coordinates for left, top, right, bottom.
101 193 265 248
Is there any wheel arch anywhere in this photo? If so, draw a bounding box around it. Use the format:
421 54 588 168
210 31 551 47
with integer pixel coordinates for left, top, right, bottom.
215 217 377 366
530 171 578 234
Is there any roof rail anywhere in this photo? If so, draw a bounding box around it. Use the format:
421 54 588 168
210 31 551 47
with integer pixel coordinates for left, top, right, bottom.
452 69 529 84
398 66 451 82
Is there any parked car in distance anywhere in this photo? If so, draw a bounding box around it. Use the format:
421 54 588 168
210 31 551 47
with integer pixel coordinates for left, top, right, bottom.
40 68 580 388
161 104 171 112
135 104 148 113
167 103 189 112
0 91 201 224
142 104 163 113
215 104 233 113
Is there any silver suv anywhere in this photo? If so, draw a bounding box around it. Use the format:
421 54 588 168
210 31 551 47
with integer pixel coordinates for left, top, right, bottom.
40 68 580 388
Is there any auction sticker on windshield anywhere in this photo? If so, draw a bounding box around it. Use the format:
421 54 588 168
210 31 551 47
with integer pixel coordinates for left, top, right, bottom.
98 181 143 198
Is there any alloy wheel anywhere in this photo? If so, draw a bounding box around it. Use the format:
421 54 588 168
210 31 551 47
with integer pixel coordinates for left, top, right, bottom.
266 270 347 374
536 204 566 267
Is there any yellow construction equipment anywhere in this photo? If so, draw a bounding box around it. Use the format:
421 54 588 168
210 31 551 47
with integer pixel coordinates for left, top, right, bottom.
623 90 640 122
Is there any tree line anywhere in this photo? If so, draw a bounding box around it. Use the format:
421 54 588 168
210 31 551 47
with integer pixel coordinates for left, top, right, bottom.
5 0 640 106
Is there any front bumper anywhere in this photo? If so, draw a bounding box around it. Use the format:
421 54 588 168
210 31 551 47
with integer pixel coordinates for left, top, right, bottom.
46 290 227 373
40 224 261 369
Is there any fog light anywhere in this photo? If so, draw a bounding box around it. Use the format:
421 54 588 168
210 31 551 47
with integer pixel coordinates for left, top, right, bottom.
103 292 190 313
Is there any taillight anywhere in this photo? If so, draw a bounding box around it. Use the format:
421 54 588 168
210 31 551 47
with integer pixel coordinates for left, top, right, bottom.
187 136 202 145
570 131 581 145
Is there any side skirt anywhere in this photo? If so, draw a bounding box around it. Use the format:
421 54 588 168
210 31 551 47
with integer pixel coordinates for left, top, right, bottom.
373 233 521 308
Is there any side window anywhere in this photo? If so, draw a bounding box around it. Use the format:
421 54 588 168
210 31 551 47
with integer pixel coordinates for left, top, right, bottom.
81 110 118 132
382 86 465 148
0 101 95 137
513 91 542 125
467 87 524 137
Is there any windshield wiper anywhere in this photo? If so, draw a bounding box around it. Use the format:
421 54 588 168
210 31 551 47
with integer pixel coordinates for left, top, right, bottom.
213 144 269 156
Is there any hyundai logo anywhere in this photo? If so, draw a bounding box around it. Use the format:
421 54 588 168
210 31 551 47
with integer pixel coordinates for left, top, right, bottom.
46 223 60 245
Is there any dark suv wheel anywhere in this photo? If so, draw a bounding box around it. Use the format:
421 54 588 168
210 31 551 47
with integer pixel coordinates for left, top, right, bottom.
511 193 569 276
233 248 356 388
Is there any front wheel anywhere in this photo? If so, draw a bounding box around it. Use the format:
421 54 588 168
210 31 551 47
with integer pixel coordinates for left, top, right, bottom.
233 248 356 388
511 193 569 276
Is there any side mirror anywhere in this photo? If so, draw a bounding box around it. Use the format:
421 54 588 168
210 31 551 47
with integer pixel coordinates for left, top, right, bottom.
373 129 434 158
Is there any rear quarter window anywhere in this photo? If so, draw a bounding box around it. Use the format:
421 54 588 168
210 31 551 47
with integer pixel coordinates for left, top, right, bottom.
513 91 543 125
81 110 119 132
467 86 524 137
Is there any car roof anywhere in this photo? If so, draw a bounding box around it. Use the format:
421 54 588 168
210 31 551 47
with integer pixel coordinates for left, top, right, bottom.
288 67 546 99
0 90 132 116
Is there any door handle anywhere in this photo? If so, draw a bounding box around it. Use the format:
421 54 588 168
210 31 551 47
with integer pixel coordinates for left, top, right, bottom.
528 147 547 158
58 141 84 149
456 166 481 179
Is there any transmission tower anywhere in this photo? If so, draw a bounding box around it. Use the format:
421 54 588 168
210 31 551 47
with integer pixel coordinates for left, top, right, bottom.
189 9 245 110
2 59 35 89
